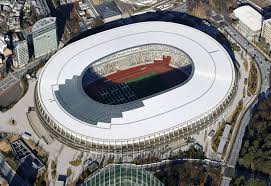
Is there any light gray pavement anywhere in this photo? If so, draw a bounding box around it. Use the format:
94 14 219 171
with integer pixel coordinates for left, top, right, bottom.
222 51 254 160
0 70 82 185
27 110 53 144
0 78 39 138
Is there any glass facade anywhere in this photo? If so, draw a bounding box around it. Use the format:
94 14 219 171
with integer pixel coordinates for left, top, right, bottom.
82 164 164 186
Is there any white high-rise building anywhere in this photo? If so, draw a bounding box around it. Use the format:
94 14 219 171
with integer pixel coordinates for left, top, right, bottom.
261 18 271 47
32 17 57 58
13 40 29 68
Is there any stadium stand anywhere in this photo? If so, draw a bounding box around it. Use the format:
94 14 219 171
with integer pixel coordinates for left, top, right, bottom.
82 44 193 86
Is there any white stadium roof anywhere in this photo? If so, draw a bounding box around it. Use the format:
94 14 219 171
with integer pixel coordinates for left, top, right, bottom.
233 5 263 32
37 21 235 141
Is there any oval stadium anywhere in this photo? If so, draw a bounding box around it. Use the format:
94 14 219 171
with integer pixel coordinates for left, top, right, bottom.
35 21 237 153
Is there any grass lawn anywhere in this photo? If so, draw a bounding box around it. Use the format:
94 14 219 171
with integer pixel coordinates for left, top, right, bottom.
126 73 157 83
127 73 167 99
69 159 82 167
126 70 189 100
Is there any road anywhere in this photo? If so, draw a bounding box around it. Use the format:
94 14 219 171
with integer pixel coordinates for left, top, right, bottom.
0 59 40 94
221 22 271 185
0 52 54 95
224 24 271 92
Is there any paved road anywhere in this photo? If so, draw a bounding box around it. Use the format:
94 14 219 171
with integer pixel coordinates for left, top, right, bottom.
221 22 271 185
0 52 54 95
0 59 41 94
224 24 271 92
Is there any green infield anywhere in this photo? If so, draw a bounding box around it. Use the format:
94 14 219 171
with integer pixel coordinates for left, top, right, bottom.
127 72 172 99
84 69 190 105
126 73 158 83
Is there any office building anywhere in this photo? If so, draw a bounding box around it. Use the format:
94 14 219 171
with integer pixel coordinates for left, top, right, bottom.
32 17 57 58
13 40 29 68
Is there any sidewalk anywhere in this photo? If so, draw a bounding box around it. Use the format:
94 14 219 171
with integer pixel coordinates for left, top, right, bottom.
224 54 261 164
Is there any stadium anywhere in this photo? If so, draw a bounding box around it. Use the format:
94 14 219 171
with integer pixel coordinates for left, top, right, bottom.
35 21 237 154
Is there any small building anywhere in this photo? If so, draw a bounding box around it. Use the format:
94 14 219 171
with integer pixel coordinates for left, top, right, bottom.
95 1 122 23
13 40 29 68
261 18 271 48
233 5 263 41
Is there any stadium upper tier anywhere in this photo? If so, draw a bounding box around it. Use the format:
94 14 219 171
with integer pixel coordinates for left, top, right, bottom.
36 21 236 151
82 44 192 85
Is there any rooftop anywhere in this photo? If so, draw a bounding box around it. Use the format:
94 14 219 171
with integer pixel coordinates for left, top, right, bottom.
32 17 56 32
234 5 263 32
95 1 121 19
82 164 164 186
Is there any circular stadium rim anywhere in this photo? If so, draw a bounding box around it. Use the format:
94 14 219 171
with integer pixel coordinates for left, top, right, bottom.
36 21 236 143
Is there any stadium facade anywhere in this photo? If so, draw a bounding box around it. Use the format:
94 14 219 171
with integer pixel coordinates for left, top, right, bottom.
35 22 237 154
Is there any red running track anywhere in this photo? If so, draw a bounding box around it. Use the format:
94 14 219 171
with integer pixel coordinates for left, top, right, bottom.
105 55 173 83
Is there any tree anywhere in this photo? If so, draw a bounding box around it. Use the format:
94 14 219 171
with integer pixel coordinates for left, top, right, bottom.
234 176 245 186
237 96 271 175
246 179 267 186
